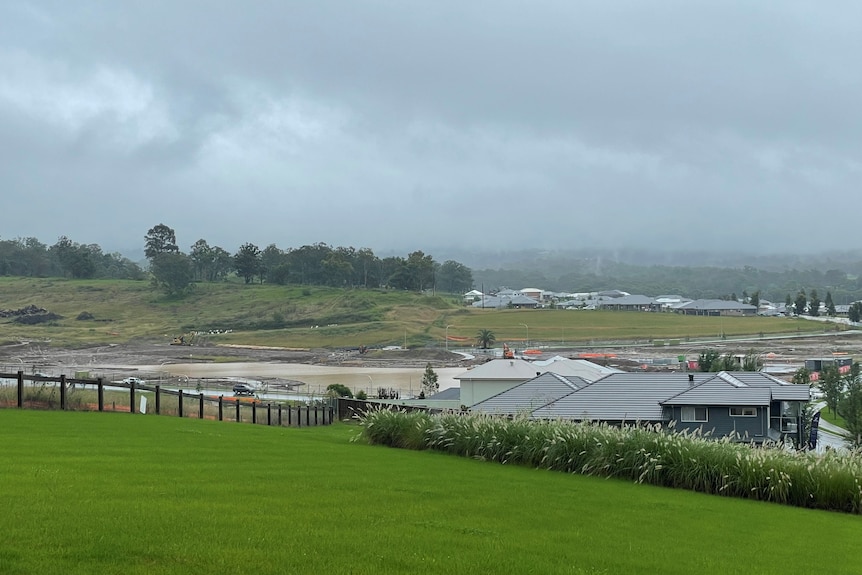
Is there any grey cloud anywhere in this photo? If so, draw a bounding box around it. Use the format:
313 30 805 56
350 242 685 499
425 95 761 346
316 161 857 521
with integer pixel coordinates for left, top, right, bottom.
0 1 860 256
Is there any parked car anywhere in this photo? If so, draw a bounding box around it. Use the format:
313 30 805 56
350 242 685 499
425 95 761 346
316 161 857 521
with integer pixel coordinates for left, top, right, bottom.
232 383 255 396
122 377 145 385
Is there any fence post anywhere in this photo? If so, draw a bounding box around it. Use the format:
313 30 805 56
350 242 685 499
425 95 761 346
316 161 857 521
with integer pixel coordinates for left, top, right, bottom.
252 401 257 424
314 405 318 425
297 406 301 427
98 378 104 412
218 396 223 421
278 404 282 426
17 370 24 408
236 398 240 422
60 374 67 410
267 403 272 426
130 381 135 414
329 405 334 425
199 393 204 419
178 389 184 418
288 405 292 426
306 405 310 426
155 385 160 415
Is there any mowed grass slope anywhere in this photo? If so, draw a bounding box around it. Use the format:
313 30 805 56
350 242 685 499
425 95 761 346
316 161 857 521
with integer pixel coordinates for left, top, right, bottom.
1 410 860 575
0 276 832 349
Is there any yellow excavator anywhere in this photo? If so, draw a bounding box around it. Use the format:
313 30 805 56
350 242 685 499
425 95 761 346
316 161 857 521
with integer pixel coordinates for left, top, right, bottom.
171 333 194 346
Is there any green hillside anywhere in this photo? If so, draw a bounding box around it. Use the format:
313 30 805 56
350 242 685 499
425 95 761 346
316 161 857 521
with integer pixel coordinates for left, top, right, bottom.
0 277 841 349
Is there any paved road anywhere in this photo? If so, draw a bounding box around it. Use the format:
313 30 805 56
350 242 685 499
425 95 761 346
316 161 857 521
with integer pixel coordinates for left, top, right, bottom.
812 401 848 452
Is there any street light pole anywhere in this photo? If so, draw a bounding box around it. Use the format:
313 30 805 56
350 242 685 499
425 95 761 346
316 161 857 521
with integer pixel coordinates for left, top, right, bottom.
445 324 453 352
520 323 529 347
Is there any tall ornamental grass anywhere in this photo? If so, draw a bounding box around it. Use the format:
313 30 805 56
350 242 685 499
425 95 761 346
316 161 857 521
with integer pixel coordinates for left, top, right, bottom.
357 410 862 514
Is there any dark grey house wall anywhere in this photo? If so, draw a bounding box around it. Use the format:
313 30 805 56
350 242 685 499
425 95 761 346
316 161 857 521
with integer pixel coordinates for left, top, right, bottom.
670 406 767 440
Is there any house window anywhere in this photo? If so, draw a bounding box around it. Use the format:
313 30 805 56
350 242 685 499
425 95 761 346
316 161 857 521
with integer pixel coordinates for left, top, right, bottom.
681 406 708 422
729 407 757 417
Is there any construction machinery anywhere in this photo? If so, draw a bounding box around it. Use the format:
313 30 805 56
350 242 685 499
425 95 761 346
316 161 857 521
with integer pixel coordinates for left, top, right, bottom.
503 343 515 359
171 333 194 346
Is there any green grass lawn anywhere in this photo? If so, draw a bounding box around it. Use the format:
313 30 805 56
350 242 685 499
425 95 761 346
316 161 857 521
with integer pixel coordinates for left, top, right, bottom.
0 410 860 574
820 408 849 429
444 308 816 345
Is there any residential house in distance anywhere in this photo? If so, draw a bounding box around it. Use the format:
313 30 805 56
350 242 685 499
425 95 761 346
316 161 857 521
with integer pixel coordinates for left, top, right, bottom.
655 295 691 310
597 290 629 298
463 289 484 303
472 372 589 415
674 299 758 316
457 359 543 406
456 357 619 406
485 370 810 444
519 287 544 301
471 294 540 309
595 295 660 312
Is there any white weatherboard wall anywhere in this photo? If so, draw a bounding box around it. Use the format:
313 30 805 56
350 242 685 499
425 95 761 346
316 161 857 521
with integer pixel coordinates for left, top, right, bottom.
460 380 524 406
456 359 543 406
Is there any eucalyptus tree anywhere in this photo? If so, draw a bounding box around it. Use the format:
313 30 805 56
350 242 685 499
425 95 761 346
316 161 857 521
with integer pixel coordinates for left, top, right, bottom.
234 243 262 284
144 224 179 260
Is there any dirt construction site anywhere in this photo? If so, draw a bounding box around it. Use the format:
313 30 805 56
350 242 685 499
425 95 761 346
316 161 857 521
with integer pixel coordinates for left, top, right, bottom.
2 329 862 382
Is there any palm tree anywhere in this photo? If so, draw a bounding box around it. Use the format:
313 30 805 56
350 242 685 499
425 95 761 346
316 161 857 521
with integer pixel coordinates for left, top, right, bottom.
476 328 496 350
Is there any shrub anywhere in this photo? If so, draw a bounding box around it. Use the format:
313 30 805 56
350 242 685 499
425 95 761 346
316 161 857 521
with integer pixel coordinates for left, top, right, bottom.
357 410 862 514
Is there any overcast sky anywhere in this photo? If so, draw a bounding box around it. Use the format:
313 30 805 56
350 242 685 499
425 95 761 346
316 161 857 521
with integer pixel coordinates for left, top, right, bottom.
2 1 860 258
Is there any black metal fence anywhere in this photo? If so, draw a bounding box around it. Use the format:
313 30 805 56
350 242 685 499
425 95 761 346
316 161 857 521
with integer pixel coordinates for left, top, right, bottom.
0 371 334 427
336 397 441 422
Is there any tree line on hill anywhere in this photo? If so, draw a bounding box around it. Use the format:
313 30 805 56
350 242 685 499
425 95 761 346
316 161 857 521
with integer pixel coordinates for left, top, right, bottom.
144 224 474 295
0 236 144 280
6 229 862 308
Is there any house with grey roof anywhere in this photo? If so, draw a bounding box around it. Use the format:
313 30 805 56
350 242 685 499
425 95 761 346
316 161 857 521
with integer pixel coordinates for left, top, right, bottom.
531 372 713 422
524 371 810 444
472 372 588 416
597 290 629 298
456 357 615 406
661 372 810 442
457 359 545 406
674 299 758 316
595 295 660 311
471 294 540 309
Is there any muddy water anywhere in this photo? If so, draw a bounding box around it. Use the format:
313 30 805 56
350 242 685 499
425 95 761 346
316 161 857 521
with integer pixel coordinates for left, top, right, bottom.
142 362 463 398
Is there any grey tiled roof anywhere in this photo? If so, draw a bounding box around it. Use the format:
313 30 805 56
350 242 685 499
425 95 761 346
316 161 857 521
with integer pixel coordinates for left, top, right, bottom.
661 376 772 405
718 371 811 401
677 299 757 311
532 372 713 422
529 370 811 421
595 295 658 306
471 372 587 413
427 387 461 401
